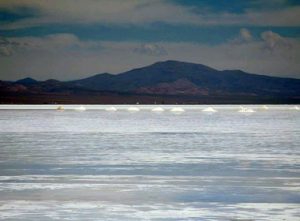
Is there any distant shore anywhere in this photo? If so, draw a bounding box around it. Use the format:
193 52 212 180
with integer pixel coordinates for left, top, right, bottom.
1 92 299 104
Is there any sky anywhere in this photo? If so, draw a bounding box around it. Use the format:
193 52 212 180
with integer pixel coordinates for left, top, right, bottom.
0 0 300 81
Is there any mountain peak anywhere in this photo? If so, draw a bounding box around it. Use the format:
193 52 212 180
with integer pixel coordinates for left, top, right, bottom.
16 77 38 84
43 79 61 84
90 72 112 78
151 60 217 72
154 60 182 64
152 60 195 66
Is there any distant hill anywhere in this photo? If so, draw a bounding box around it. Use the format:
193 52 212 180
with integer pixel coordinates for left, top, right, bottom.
1 60 300 104
15 77 38 85
69 60 300 97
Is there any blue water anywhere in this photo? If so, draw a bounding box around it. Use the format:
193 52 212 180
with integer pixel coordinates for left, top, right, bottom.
0 105 299 220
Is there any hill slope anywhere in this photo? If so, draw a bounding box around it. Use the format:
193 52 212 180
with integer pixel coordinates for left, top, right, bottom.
1 60 299 104
69 60 300 97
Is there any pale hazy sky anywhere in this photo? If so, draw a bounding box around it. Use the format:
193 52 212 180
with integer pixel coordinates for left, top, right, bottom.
0 0 300 80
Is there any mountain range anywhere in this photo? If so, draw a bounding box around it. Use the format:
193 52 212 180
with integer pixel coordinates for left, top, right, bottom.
1 60 299 104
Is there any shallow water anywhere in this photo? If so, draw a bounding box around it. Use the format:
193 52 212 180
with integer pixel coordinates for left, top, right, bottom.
0 105 299 220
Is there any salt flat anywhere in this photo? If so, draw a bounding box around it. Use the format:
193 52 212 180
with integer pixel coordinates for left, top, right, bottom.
0 105 299 220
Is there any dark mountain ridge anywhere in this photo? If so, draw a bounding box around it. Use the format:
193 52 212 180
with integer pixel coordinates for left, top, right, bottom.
68 60 300 97
1 60 299 104
15 77 38 85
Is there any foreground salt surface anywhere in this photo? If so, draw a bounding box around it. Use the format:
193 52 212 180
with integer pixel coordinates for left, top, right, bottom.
0 106 299 220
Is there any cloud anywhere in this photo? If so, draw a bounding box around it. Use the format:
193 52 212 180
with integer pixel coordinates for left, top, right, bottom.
0 0 300 30
240 28 253 42
0 0 200 29
231 28 253 44
261 30 292 51
244 6 300 26
0 46 13 56
0 37 22 56
0 31 299 81
134 44 167 56
0 33 102 55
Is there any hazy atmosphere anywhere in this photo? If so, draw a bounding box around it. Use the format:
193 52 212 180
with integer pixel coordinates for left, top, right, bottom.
1 0 300 81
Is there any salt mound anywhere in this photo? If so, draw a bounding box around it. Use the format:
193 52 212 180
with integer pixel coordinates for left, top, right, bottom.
105 107 117 111
56 106 65 111
152 107 165 112
238 106 255 113
170 107 185 113
75 106 86 111
202 107 217 112
127 107 140 112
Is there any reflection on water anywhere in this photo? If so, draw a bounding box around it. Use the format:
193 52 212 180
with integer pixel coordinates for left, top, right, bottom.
0 105 299 220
